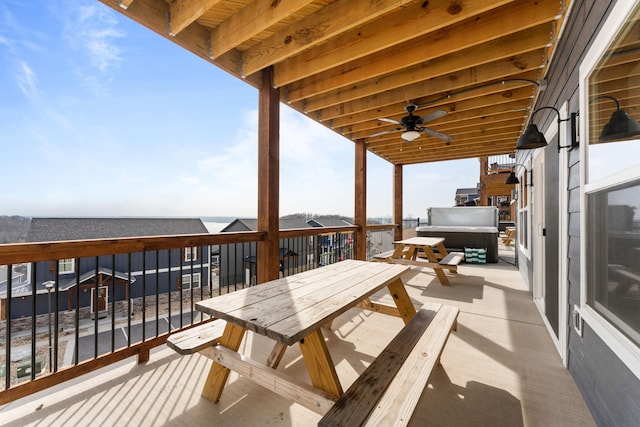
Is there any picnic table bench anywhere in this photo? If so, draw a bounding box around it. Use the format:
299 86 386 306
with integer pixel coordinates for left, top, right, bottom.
319 303 459 426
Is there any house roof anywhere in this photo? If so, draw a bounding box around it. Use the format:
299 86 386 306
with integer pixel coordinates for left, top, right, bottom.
100 1 570 165
26 218 209 242
58 268 136 291
222 216 353 232
456 187 480 195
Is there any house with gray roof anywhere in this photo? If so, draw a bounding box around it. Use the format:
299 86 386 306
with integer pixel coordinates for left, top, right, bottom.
218 216 355 287
1 218 210 320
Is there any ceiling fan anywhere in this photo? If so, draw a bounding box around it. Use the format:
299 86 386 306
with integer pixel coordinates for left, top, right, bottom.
368 103 452 142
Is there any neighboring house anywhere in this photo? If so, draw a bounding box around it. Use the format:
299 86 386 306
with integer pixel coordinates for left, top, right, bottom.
514 2 640 424
0 218 209 320
454 186 479 206
478 156 517 224
219 216 355 287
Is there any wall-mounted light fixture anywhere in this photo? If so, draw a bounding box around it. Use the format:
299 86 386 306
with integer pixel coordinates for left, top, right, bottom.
504 163 532 186
516 106 579 152
595 95 640 142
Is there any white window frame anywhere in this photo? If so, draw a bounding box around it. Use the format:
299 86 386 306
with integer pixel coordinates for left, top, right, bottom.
516 156 532 260
59 258 75 274
579 0 640 380
181 273 201 289
184 247 198 262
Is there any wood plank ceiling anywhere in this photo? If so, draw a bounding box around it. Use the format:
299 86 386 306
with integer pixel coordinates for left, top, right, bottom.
100 0 570 165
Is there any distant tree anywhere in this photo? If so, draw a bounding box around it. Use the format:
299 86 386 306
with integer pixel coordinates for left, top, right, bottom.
0 215 31 243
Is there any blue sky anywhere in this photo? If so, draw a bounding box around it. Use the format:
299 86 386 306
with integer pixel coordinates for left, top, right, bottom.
0 0 479 220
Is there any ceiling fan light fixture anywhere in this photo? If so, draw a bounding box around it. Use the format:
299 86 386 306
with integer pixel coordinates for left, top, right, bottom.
402 130 421 142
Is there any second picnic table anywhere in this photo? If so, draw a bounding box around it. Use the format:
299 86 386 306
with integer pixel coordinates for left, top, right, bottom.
377 236 463 285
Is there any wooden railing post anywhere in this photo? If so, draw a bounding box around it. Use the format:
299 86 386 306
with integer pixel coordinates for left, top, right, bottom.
354 139 367 260
393 164 403 242
257 66 281 284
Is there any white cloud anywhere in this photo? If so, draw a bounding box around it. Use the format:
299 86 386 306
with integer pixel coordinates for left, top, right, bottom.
62 2 124 91
16 61 38 100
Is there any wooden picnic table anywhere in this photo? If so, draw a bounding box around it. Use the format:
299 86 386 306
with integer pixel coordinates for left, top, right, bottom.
380 237 460 285
194 259 415 414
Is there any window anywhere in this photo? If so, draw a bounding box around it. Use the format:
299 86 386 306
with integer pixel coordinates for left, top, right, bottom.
184 247 199 262
580 0 640 375
517 165 531 254
181 273 201 289
59 258 74 274
587 181 640 345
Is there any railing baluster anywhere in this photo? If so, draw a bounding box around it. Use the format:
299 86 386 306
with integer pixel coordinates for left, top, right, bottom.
111 254 116 353
5 265 12 390
142 252 146 342
155 250 159 338
53 263 59 373
167 249 172 333
127 253 132 348
179 252 183 329
200 246 204 322
189 249 194 325
74 259 80 365
94 258 99 359
30 264 36 381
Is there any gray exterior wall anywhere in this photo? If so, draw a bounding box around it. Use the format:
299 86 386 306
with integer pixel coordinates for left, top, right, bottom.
529 1 640 425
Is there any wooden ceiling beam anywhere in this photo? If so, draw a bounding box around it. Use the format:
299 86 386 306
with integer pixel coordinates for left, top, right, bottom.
285 0 560 101
377 143 516 165
348 87 534 137
98 0 262 88
209 0 315 59
314 51 544 122
168 0 223 36
240 0 416 77
274 0 515 88
327 74 538 129
297 28 551 112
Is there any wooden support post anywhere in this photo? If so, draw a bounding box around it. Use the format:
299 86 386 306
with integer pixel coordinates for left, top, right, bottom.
393 164 403 242
137 348 150 364
257 66 280 284
354 139 367 260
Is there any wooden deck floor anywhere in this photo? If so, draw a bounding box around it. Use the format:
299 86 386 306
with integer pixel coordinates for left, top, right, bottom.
0 249 595 426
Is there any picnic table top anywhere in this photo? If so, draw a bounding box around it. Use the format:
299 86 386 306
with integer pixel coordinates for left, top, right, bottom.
196 260 409 346
393 236 445 246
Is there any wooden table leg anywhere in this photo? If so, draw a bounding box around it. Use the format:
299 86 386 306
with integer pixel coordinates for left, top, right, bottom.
299 329 343 398
267 341 288 369
201 322 246 403
391 244 405 258
436 242 449 258
386 277 417 325
422 245 450 286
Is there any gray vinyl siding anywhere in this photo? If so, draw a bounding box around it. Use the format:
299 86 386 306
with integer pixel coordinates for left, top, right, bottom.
535 1 640 425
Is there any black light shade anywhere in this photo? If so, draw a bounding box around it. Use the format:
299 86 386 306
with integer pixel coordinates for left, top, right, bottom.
600 108 640 141
505 171 519 184
516 124 548 149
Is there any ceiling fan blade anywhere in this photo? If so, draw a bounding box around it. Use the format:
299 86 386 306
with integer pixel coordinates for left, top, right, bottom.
368 128 401 138
422 127 453 143
377 117 402 125
420 110 447 124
